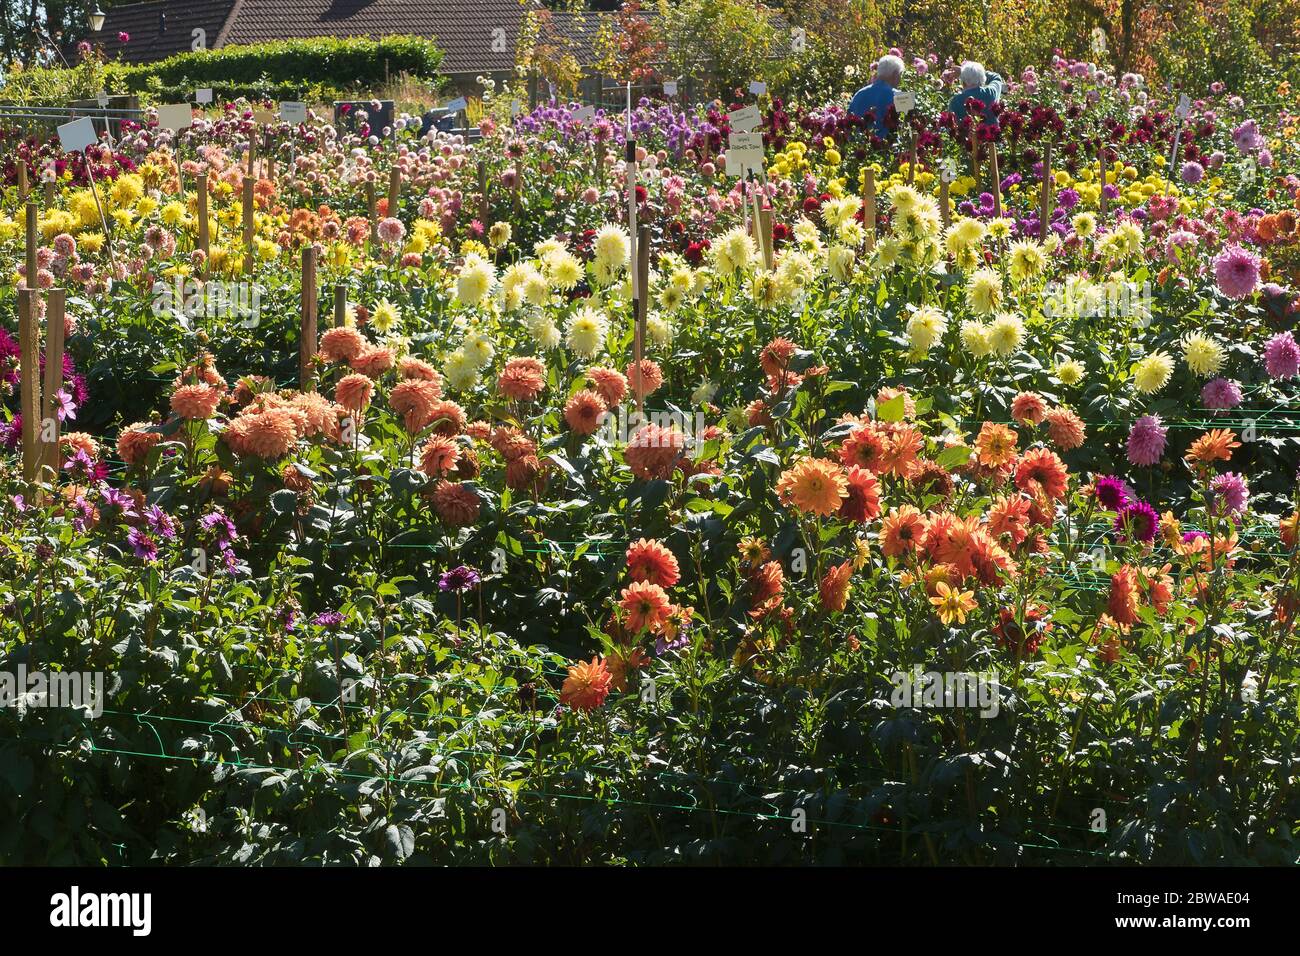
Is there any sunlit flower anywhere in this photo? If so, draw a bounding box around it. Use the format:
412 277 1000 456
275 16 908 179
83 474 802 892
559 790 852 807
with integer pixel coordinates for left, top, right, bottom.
777 457 848 516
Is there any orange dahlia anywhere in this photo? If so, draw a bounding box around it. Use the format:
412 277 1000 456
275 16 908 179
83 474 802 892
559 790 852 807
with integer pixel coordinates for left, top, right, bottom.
417 436 461 477
1107 565 1141 628
624 423 685 480
351 345 395 378
587 366 628 406
987 495 1033 545
430 480 480 527
839 465 882 523
398 357 442 387
116 422 162 468
335 373 374 414
236 408 298 459
425 399 467 437
620 580 673 633
1185 428 1240 466
497 357 548 402
760 337 798 377
560 657 614 711
626 538 681 588
776 457 848 516
1014 447 1069 502
625 358 664 397
975 421 1018 467
564 389 607 435
1043 406 1086 451
389 379 441 433
1010 391 1047 426
879 425 924 478
170 383 222 420
839 423 889 472
318 326 365 363
819 561 853 612
748 560 784 619
880 505 927 558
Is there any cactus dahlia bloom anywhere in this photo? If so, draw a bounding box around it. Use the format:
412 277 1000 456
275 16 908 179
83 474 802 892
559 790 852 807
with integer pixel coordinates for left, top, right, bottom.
560 657 614 710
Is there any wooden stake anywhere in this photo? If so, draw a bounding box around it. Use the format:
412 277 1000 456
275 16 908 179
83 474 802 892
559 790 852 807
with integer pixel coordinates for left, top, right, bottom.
863 168 877 251
17 159 28 201
43 179 55 205
757 205 774 271
197 174 210 260
242 178 255 274
387 163 401 217
1039 141 1053 242
333 284 347 328
299 245 318 390
989 143 1002 219
939 176 950 227
40 289 66 480
17 289 41 485
970 128 981 188
25 202 38 290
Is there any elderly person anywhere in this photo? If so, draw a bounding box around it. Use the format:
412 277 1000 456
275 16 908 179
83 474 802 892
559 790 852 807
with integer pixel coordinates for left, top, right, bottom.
848 54 905 137
948 61 1004 120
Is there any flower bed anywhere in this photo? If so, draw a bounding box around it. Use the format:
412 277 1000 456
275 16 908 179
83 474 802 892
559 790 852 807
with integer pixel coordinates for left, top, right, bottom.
1 55 1299 865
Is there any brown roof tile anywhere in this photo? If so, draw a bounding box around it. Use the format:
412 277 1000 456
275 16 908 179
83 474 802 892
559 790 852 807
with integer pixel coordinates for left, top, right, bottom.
99 0 239 64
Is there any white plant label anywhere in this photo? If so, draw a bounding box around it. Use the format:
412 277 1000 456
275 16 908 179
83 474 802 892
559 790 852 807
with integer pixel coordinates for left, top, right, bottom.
157 103 193 132
572 105 595 123
1175 93 1191 120
57 116 97 153
728 130 763 151
252 108 276 126
748 80 767 96
724 151 759 176
663 80 678 97
96 91 109 108
445 97 468 113
196 88 213 104
940 159 958 182
893 90 916 115
728 105 761 133
280 101 307 123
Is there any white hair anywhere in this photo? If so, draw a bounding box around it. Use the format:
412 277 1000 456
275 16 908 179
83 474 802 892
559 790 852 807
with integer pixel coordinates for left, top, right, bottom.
960 61 987 89
875 55 905 85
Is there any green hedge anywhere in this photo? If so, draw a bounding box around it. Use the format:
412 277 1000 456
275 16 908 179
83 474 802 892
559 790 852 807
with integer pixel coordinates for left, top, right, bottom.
2 36 443 106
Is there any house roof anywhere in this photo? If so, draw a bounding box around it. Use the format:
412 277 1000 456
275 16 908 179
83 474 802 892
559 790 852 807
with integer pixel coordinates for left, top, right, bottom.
97 0 239 64
97 0 618 75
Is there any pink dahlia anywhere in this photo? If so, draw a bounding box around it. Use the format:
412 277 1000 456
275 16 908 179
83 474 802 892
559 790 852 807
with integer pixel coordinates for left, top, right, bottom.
1201 377 1243 409
1213 244 1260 299
1264 332 1300 379
1211 472 1249 516
1126 414 1167 467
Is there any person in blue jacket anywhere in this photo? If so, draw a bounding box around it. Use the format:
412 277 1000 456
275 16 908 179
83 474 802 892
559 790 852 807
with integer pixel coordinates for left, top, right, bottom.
847 55 905 137
948 61 1004 120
